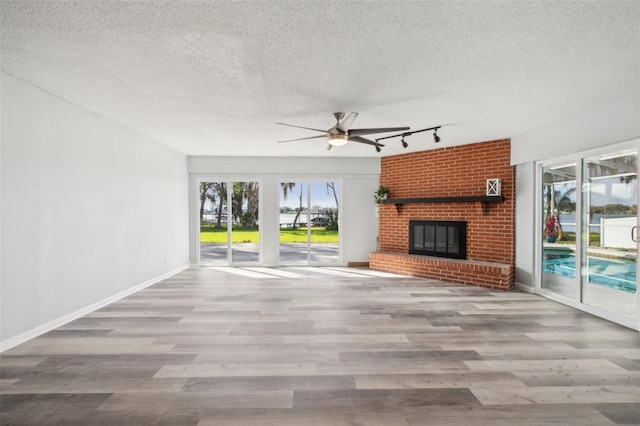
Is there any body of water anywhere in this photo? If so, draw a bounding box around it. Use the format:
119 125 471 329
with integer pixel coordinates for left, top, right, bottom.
201 213 325 226
543 252 636 293
557 213 636 233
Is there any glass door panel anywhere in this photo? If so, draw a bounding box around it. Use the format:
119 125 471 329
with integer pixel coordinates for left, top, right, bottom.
541 163 577 298
279 182 308 264
279 180 341 265
231 181 260 264
199 181 228 266
582 150 637 318
310 181 340 263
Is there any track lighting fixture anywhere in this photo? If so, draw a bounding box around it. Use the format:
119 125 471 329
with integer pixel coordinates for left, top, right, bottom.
375 125 442 147
375 146 381 153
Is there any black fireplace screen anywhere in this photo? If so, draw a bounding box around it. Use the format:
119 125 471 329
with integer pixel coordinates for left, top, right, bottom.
409 220 467 259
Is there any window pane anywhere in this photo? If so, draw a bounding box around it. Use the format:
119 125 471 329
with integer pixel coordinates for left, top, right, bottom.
541 163 577 298
581 150 637 319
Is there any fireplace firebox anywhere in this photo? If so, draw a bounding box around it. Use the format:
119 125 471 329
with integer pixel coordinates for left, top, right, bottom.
409 220 467 259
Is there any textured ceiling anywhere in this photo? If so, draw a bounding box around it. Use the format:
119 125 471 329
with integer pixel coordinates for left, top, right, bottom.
2 1 639 157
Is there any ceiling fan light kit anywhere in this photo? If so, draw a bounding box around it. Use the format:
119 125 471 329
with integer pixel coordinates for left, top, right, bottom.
328 134 349 146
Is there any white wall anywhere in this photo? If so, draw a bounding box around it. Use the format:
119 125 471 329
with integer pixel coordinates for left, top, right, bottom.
1 73 190 348
512 90 640 289
188 156 380 266
514 162 536 288
511 92 640 165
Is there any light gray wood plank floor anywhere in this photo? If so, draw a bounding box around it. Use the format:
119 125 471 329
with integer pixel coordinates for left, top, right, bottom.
1 267 639 425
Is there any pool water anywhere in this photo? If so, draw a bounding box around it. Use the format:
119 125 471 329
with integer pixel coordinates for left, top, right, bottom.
543 253 637 293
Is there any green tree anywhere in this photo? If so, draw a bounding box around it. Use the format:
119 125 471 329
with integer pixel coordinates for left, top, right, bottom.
231 182 245 225
199 182 216 222
324 207 339 231
244 182 259 228
213 183 227 228
229 182 259 228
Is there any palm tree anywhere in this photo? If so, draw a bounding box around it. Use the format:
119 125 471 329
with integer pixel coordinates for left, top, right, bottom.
280 182 299 228
544 182 576 241
326 182 338 207
281 182 296 200
555 186 576 240
292 185 304 229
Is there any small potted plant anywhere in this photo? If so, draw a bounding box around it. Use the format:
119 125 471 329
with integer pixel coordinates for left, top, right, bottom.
544 216 559 243
374 185 389 204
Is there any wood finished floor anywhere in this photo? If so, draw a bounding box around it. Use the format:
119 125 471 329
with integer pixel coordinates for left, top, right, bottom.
1 267 639 425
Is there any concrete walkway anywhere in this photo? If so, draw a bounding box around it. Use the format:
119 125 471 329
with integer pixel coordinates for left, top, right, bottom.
200 243 340 265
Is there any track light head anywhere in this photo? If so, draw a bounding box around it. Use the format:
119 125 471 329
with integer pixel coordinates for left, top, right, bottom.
433 129 441 143
375 146 381 153
401 136 408 148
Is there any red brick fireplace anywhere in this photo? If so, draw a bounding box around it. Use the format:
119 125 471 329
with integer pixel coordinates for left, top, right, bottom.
369 139 515 290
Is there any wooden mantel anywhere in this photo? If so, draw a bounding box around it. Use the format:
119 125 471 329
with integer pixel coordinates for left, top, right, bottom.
383 195 504 204
382 195 504 214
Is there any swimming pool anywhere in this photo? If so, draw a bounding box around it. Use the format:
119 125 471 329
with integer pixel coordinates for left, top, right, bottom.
543 252 636 293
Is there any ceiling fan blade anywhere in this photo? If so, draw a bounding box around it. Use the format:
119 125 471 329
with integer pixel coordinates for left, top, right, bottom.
336 112 358 133
349 135 385 147
276 122 329 134
348 127 410 136
277 135 327 143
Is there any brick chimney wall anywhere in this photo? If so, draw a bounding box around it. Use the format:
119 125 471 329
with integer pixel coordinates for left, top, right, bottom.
372 139 516 289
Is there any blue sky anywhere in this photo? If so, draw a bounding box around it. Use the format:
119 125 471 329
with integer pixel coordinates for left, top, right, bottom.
279 181 340 209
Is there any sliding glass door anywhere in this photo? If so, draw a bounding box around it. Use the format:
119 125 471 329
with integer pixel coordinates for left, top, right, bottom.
199 181 228 266
581 150 637 319
199 180 260 265
539 144 638 328
310 181 340 263
279 180 340 265
279 181 308 264
541 163 578 299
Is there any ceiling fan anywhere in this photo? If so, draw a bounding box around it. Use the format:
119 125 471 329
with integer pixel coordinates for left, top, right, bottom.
277 112 409 152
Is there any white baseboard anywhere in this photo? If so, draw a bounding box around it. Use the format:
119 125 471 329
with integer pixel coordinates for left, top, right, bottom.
513 282 534 293
0 264 189 353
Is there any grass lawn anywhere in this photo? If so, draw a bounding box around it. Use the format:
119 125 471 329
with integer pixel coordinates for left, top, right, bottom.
554 232 600 245
200 224 339 243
